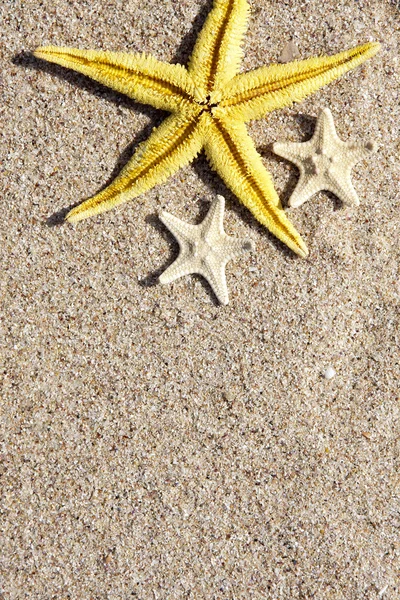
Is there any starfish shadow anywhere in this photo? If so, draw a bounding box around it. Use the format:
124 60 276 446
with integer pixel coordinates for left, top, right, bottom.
46 206 74 227
170 0 214 66
190 274 221 307
140 208 220 307
258 144 300 209
321 191 343 212
47 114 167 225
139 214 177 288
293 112 317 138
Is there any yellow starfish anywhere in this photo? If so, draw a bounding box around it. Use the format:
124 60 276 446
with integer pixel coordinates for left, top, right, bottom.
34 0 379 258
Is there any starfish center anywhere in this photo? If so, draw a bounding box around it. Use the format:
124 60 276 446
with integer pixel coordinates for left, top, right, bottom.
310 149 337 176
197 94 220 114
191 237 213 260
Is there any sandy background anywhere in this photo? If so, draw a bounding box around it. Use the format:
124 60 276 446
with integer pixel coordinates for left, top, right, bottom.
1 0 399 598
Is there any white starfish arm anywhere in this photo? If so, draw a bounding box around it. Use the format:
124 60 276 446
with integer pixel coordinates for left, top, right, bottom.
315 108 341 147
218 43 380 122
67 112 205 223
34 46 197 113
159 246 229 304
288 167 361 207
273 141 315 168
326 176 361 207
199 257 229 305
202 195 226 239
158 252 196 284
159 210 198 247
220 237 255 259
345 141 378 165
288 176 324 208
188 0 250 97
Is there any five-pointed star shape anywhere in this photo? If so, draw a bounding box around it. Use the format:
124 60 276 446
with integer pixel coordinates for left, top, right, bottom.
34 0 380 258
159 195 254 305
273 107 378 208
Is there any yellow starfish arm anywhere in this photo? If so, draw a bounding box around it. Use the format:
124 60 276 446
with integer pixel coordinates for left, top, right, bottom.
217 42 380 121
203 114 308 257
188 0 250 98
67 112 205 223
34 46 197 113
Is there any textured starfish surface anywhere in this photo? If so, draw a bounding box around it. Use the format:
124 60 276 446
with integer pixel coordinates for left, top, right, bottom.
273 107 378 208
34 0 380 257
159 195 254 305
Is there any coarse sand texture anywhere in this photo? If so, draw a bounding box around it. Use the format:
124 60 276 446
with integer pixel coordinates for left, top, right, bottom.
0 0 399 598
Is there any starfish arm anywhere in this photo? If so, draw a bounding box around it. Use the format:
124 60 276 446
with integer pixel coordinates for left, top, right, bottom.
34 46 197 113
202 198 254 257
325 176 361 207
273 141 314 166
159 210 198 246
188 0 250 99
220 236 255 259
345 141 378 165
199 258 229 305
287 176 324 208
158 252 196 285
203 114 308 257
285 165 363 208
218 42 380 121
288 175 361 208
202 195 226 239
66 112 205 223
313 107 341 147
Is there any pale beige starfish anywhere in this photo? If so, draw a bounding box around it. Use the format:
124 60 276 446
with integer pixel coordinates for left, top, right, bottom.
159 195 254 305
273 107 378 208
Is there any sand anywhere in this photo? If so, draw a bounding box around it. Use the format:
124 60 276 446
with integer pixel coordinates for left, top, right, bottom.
0 0 399 597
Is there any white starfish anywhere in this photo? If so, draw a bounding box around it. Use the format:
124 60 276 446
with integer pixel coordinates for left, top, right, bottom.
159 195 254 305
273 107 377 208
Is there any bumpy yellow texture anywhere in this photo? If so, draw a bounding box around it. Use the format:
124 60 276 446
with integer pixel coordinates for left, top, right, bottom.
34 0 380 258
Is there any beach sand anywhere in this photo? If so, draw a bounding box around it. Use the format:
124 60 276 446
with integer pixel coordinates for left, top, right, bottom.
0 0 399 597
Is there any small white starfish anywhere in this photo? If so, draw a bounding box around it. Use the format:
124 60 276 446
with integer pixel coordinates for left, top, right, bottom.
159 196 254 305
273 107 377 208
